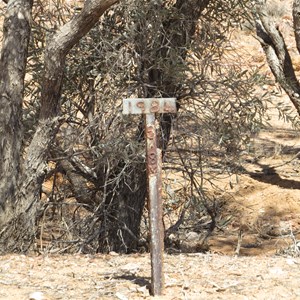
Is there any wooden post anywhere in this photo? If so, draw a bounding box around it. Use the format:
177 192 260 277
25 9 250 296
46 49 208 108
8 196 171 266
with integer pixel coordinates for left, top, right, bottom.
123 98 177 296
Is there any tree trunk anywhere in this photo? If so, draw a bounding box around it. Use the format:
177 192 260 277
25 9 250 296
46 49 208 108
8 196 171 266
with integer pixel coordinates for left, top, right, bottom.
0 0 34 252
255 1 300 116
98 163 147 253
0 0 32 210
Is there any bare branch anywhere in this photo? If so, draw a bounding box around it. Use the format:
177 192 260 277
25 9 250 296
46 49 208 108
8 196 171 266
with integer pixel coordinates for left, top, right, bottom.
40 0 120 120
50 0 120 56
255 2 300 115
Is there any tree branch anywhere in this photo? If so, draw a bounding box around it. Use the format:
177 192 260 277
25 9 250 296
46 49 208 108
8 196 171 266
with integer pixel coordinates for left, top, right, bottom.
255 2 300 116
40 0 120 119
293 0 300 55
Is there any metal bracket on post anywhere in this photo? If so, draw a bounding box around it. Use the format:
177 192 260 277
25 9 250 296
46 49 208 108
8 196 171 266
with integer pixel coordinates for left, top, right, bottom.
123 98 177 296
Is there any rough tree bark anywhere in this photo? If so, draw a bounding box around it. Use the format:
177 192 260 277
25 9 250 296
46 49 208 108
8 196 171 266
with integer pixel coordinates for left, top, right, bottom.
293 0 300 54
255 0 300 116
0 0 32 211
0 0 119 253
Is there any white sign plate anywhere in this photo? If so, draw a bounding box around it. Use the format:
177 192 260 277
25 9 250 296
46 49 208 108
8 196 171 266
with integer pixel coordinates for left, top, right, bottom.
123 98 177 114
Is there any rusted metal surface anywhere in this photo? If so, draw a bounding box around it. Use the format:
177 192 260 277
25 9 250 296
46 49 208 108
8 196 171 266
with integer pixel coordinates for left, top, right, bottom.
145 114 164 295
123 98 176 114
152 147 164 295
122 97 177 296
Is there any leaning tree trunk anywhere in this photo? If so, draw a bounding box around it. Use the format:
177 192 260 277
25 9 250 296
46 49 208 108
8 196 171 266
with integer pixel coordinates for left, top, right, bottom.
255 0 300 116
0 0 119 253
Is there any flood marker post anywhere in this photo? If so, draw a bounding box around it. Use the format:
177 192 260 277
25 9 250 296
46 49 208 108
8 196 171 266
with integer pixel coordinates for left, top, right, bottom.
123 98 177 296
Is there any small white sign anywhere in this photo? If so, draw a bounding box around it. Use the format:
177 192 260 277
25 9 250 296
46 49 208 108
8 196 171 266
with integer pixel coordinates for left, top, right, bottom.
123 98 177 114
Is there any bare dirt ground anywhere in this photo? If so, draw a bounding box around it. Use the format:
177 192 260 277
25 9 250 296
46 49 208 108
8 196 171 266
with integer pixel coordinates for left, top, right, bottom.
1 252 300 300
1 1 300 299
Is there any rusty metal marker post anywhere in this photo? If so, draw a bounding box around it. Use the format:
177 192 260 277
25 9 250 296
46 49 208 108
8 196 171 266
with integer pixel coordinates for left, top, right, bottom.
123 98 177 296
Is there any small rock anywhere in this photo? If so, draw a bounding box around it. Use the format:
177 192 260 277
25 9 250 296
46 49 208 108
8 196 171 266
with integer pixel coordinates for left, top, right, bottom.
115 292 128 300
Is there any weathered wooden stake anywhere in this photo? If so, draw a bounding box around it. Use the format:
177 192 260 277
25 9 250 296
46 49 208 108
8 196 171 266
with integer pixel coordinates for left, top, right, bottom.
123 98 177 296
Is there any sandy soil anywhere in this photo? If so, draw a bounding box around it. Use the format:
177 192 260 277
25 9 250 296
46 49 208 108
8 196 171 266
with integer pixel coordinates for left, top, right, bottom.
1 252 300 300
